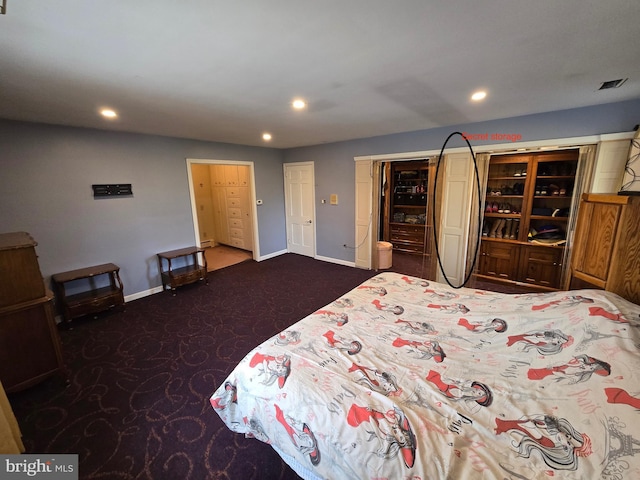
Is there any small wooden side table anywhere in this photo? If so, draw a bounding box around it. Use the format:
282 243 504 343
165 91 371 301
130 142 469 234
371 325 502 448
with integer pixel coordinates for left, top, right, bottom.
157 247 208 294
52 263 124 322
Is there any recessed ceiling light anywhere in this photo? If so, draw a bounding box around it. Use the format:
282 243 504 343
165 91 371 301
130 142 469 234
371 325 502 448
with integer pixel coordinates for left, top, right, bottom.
262 133 272 141
100 108 118 118
292 99 306 110
471 91 487 101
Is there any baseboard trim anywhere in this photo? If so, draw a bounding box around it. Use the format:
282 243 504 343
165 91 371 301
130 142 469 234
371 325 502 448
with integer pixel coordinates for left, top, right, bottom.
125 286 164 302
315 254 356 268
259 249 288 261
122 252 361 302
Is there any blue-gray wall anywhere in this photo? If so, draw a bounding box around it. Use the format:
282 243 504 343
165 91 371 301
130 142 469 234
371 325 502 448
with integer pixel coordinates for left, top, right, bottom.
1 98 638 297
284 99 640 262
0 120 286 296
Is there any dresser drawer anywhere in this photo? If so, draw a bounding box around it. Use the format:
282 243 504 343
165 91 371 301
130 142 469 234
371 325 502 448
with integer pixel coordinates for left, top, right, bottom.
391 241 424 254
390 224 426 235
227 197 242 208
229 228 244 239
229 218 244 229
390 226 425 242
228 207 242 218
66 288 124 319
229 238 245 249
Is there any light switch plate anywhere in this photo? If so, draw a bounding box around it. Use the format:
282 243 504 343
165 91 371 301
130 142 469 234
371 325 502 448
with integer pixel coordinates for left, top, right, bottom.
330 194 338 205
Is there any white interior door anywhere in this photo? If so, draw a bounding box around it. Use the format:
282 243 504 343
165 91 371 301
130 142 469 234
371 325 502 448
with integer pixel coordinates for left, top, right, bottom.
355 159 373 269
436 152 473 286
284 162 316 257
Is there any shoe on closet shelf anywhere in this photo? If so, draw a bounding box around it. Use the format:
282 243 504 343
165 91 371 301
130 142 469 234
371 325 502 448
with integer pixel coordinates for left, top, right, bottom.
512 182 524 195
510 219 520 239
503 218 513 239
489 219 499 238
489 219 502 238
503 203 511 214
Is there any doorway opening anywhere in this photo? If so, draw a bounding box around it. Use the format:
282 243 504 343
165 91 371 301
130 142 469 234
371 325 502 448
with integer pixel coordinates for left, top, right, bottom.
378 158 438 280
186 159 259 271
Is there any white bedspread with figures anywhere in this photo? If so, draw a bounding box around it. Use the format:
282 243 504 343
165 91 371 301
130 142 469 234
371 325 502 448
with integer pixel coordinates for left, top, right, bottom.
211 272 640 479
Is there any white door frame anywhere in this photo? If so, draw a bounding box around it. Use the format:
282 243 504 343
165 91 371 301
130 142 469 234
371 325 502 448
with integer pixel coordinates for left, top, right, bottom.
283 161 316 257
186 158 260 261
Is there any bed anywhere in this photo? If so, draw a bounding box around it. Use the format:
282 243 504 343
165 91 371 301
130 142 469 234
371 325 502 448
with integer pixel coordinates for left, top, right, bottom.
210 272 640 479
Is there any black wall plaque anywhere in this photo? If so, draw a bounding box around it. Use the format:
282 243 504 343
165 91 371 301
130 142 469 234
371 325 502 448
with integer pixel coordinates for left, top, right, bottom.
92 184 133 197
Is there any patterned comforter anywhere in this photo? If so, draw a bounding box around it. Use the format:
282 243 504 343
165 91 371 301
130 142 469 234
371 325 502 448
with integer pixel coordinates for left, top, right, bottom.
210 272 640 479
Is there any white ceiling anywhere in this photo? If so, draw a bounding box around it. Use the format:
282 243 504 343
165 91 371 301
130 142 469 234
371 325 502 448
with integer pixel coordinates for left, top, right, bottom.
1 1 639 149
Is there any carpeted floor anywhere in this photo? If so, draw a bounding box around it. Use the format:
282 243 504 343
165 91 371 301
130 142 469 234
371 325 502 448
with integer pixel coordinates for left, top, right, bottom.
9 251 532 480
9 254 378 480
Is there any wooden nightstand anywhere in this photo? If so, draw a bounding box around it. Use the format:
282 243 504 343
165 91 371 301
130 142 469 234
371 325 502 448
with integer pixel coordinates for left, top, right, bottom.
52 263 124 322
157 247 208 294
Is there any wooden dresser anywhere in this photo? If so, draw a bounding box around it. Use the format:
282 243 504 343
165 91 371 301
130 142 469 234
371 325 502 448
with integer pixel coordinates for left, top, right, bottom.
568 194 640 305
0 232 65 392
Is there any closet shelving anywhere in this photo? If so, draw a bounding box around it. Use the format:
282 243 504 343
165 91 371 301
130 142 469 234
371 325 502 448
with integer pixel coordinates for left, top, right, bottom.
477 150 579 290
383 160 435 256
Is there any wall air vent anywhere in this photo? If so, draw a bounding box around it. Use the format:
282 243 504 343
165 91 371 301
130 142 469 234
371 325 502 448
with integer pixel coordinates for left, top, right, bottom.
599 78 628 90
92 184 133 197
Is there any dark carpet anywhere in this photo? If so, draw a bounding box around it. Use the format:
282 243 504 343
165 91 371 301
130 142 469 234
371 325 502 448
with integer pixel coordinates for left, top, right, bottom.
9 254 378 480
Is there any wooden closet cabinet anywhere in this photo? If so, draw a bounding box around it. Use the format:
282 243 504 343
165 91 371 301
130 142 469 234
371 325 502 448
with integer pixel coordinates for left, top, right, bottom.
210 165 253 251
0 232 65 392
477 150 579 291
224 186 253 250
479 241 520 281
568 194 640 304
517 244 564 289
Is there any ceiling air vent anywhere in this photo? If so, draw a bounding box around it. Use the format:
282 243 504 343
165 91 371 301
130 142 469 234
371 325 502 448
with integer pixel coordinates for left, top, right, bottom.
599 78 628 90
